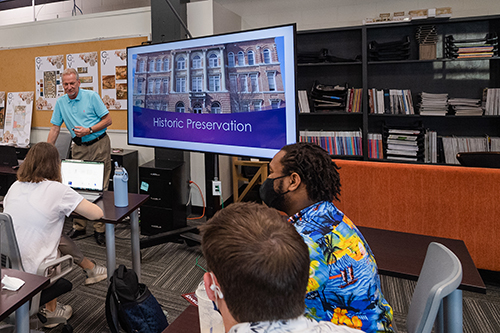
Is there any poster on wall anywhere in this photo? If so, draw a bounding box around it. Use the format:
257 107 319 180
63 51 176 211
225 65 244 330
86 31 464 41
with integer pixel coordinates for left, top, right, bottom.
0 92 5 140
101 49 127 110
66 52 99 92
35 55 64 111
2 92 34 147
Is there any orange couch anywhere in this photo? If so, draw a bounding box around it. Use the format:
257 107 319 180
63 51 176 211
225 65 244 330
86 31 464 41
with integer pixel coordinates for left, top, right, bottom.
333 159 500 271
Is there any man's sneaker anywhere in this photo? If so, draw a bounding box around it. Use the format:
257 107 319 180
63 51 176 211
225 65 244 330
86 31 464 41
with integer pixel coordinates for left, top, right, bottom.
84 260 107 285
39 302 72 328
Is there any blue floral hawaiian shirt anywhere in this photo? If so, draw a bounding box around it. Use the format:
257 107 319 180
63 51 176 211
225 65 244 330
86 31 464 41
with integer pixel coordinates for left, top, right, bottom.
289 201 394 333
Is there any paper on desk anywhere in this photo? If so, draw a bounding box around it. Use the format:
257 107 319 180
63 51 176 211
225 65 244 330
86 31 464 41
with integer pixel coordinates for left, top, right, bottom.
2 275 25 291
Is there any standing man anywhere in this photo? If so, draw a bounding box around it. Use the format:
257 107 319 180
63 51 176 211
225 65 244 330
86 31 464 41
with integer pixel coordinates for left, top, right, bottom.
200 202 361 333
48 68 112 245
259 142 394 333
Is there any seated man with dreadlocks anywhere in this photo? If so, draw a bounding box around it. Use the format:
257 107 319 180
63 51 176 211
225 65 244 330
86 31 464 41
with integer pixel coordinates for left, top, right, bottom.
260 142 394 333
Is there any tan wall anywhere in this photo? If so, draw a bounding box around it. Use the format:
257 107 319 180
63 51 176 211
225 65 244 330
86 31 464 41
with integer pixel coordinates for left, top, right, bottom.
0 36 147 130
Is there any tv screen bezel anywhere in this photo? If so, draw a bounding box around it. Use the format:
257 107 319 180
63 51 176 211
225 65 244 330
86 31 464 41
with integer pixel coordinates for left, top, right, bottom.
126 24 298 159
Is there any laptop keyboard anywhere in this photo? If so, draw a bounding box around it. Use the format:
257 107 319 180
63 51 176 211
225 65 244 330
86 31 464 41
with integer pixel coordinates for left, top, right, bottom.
80 192 101 203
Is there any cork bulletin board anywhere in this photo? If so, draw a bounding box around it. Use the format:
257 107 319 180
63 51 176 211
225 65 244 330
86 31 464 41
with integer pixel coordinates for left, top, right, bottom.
0 36 148 130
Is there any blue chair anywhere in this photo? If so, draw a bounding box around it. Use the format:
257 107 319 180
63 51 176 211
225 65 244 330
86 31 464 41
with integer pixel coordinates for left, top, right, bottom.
406 242 463 333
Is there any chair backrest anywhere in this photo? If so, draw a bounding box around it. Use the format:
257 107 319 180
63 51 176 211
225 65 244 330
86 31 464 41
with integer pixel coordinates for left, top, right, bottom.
406 242 463 333
0 212 74 324
54 131 72 160
0 212 24 271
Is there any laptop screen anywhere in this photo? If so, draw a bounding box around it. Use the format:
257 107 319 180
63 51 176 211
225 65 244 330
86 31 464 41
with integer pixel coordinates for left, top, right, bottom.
61 160 104 191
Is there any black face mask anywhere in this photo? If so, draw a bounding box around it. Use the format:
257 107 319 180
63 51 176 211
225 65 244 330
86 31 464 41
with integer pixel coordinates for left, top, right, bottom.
259 175 289 212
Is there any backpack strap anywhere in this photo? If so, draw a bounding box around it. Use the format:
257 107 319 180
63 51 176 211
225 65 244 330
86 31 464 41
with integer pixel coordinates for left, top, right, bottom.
117 264 126 279
105 276 121 333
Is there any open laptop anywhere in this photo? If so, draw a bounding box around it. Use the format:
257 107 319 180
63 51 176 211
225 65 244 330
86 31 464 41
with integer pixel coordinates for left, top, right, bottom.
0 145 20 168
61 159 104 202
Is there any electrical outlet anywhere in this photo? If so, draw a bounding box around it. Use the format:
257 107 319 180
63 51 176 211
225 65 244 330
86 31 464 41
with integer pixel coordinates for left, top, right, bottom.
212 180 222 196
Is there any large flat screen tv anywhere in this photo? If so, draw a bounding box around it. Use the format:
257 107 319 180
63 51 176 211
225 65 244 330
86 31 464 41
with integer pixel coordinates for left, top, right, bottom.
127 24 297 159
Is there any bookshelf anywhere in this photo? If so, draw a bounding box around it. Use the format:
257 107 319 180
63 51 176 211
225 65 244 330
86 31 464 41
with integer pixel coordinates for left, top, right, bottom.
297 14 500 165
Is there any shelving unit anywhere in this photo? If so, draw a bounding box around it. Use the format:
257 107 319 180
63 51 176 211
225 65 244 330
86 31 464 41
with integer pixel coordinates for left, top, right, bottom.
297 14 500 164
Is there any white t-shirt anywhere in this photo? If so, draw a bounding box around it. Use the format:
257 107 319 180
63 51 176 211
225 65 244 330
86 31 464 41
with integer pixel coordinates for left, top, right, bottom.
229 316 364 333
4 180 83 274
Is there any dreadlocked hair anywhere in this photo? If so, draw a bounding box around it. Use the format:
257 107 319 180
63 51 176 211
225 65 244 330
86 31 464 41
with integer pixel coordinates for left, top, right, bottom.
280 142 341 202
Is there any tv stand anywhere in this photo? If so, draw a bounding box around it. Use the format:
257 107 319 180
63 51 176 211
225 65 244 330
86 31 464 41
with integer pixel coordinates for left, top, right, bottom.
140 225 198 249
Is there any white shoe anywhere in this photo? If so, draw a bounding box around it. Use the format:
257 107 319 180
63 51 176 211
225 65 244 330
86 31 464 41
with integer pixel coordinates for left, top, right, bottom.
40 302 73 328
84 260 108 285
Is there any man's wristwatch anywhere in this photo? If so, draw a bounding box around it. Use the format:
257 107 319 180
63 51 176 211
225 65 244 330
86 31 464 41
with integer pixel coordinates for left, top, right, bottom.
89 127 93 134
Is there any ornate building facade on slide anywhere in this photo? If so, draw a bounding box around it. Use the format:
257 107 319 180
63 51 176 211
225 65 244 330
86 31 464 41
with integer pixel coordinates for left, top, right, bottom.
133 38 285 114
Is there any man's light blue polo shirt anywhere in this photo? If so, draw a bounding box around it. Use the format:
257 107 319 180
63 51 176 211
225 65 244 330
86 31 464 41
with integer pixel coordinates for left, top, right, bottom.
51 88 109 143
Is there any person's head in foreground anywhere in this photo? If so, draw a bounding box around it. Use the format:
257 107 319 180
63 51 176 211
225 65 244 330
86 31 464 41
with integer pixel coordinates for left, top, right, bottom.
200 202 362 333
201 202 308 327
17 141 61 183
260 142 341 216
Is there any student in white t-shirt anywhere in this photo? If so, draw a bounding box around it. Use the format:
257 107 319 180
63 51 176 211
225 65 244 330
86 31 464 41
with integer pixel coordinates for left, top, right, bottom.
4 142 105 327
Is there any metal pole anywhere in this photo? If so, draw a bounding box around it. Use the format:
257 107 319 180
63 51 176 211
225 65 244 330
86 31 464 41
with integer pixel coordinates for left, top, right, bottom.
163 0 192 39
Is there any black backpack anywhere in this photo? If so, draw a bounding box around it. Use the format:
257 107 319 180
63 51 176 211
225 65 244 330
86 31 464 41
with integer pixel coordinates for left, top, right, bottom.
105 265 169 333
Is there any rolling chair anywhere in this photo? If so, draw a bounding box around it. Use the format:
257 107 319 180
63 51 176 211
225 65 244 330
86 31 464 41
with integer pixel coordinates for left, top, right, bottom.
405 242 463 333
54 131 73 160
0 213 74 332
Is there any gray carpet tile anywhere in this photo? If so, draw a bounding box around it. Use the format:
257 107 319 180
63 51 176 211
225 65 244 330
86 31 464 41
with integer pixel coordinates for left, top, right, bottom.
380 275 500 333
17 217 500 332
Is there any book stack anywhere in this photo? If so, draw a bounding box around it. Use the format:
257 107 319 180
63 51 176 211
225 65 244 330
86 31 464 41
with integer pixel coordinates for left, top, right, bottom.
298 90 310 113
424 130 439 163
299 130 362 156
444 33 498 59
484 88 500 115
310 81 348 112
490 137 500 152
368 36 410 61
383 127 424 162
345 88 363 113
441 136 489 164
418 92 449 116
415 25 437 60
448 98 483 116
368 133 383 159
368 89 414 114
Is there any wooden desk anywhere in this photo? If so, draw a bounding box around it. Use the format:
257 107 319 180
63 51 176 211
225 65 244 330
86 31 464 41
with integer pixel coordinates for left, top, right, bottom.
358 226 486 293
0 268 50 333
0 165 17 176
163 305 200 333
94 191 149 282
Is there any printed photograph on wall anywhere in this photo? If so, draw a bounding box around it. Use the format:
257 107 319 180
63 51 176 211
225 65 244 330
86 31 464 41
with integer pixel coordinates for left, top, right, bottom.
66 52 99 92
0 92 5 140
2 92 34 146
101 49 127 110
35 55 64 111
